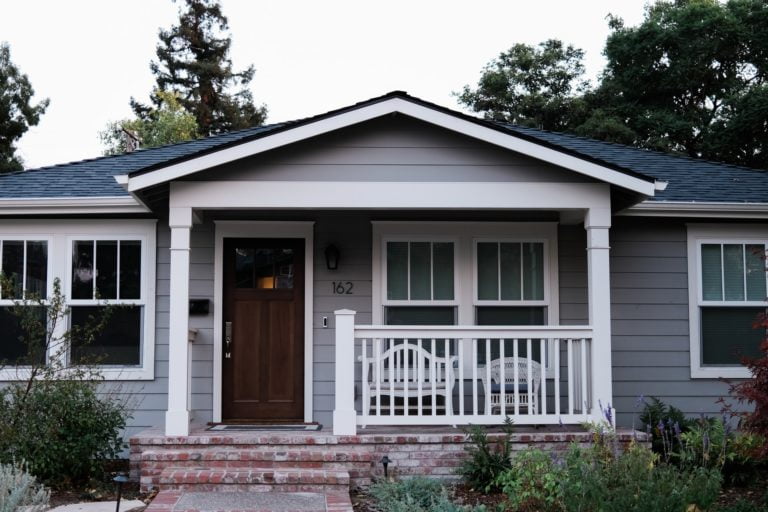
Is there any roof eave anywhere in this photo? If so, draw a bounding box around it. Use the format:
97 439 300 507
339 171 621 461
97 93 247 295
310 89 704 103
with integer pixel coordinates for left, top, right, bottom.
124 95 657 197
620 200 768 219
0 196 150 216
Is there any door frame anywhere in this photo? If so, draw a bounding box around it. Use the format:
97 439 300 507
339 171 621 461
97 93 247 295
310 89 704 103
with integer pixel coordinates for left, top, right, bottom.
213 221 314 423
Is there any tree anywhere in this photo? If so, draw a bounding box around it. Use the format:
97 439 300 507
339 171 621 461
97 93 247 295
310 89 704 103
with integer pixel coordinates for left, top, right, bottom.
592 0 768 167
100 90 198 155
132 0 267 137
456 39 590 131
0 43 48 173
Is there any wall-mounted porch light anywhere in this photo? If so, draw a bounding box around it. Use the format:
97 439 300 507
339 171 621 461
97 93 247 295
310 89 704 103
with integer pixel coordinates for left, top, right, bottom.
324 244 340 270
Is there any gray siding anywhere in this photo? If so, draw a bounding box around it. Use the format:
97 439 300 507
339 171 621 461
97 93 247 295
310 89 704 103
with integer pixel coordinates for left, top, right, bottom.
610 219 729 426
187 117 592 184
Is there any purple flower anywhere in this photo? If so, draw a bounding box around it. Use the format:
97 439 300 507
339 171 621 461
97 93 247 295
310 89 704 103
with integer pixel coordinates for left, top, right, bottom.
657 420 665 433
558 417 564 428
635 394 645 408
673 422 681 437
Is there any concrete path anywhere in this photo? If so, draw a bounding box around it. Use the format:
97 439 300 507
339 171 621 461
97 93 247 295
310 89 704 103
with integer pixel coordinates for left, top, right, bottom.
49 500 145 512
144 490 353 512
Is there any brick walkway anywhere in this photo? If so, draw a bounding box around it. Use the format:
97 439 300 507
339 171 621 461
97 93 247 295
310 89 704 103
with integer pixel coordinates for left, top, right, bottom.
144 490 354 512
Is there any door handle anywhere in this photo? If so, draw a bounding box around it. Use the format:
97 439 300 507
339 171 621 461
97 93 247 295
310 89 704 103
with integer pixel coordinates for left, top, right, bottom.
225 321 232 359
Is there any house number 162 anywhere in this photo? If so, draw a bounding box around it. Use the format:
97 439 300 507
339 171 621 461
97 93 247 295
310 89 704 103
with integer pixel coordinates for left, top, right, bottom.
332 281 354 295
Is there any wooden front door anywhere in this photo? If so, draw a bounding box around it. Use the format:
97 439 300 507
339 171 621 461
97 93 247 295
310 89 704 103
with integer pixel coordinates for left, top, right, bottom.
222 238 304 421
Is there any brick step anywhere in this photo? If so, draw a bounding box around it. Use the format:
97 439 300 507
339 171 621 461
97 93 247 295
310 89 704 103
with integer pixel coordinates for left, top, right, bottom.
145 467 350 493
140 448 373 464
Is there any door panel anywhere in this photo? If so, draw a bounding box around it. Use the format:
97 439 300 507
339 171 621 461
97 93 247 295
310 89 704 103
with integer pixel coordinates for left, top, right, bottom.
223 238 304 421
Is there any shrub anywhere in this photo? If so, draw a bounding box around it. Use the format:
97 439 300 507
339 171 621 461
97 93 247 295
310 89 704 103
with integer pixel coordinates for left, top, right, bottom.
0 462 49 512
495 448 562 512
458 420 514 492
721 313 768 460
0 379 128 486
639 396 691 462
368 477 484 512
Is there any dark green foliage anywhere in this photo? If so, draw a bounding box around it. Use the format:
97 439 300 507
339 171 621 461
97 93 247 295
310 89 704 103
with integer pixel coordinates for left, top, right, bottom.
639 396 691 459
0 42 48 172
368 477 485 512
456 39 589 132
495 448 562 512
459 0 768 168
0 380 127 487
458 420 514 492
132 0 267 137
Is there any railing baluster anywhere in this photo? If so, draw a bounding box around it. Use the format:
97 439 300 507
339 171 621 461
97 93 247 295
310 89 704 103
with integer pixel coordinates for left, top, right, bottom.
458 338 464 416
445 338 452 416
389 338 395 416
485 339 491 415
472 338 478 416
417 339 423 416
526 339 533 415
361 338 369 419
403 339 409 417
566 338 576 414
375 338 381 417
540 338 547 416
580 338 588 416
513 338 519 416
431 338 437 416
499 338 506 417
554 338 561 417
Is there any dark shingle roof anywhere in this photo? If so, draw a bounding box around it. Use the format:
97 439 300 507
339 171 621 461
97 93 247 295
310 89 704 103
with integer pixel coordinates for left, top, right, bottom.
499 124 768 203
0 91 765 205
0 122 291 198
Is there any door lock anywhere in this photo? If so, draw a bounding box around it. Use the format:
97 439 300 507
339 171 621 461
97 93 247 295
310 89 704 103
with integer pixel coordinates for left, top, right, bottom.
225 321 232 359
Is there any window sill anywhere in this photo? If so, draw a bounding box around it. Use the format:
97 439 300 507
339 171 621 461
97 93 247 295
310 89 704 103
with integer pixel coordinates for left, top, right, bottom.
690 366 751 379
0 367 154 381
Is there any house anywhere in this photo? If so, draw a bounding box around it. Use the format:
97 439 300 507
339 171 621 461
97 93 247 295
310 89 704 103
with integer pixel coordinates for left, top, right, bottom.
0 91 765 490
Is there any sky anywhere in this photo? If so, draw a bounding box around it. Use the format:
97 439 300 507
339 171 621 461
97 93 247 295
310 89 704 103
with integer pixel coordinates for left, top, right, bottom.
1 0 648 169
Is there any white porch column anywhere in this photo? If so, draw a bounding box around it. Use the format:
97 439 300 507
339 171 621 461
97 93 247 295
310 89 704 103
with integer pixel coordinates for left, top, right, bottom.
585 208 615 425
333 309 357 435
165 207 193 436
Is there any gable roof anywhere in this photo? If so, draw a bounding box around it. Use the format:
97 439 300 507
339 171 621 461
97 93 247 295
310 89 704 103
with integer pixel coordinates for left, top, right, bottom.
1 91 765 211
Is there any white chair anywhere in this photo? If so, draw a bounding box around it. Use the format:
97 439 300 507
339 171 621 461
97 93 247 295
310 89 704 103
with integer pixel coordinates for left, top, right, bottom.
483 357 542 414
361 341 457 416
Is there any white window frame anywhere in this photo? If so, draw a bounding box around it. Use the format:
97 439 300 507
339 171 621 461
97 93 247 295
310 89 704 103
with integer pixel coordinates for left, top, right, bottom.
472 238 551 306
687 224 768 379
0 220 156 381
381 236 460 308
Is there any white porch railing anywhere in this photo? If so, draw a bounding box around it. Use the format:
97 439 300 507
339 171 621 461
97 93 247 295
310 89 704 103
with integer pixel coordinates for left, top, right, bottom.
332 309 596 435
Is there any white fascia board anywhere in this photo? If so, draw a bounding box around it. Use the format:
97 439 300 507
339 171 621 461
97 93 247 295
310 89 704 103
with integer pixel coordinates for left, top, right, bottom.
0 196 149 215
127 97 657 196
621 201 768 219
169 180 612 210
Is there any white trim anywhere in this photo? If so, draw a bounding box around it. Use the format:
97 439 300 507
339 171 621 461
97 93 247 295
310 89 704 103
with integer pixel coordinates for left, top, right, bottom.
0 219 156 381
129 97 656 195
0 196 148 215
170 181 612 211
622 201 768 219
687 224 768 379
212 221 315 423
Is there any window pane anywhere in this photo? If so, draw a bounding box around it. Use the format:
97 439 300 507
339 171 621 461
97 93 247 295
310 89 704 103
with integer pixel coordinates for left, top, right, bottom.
701 244 723 301
723 244 745 301
477 242 498 300
119 241 142 299
500 243 522 300
96 241 118 300
522 243 544 300
274 248 294 289
701 307 764 365
475 306 546 364
1 241 24 299
235 248 255 288
72 241 94 299
432 242 454 300
409 242 431 300
745 244 766 301
25 241 47 300
0 306 46 365
385 306 455 325
70 306 141 365
386 242 408 300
